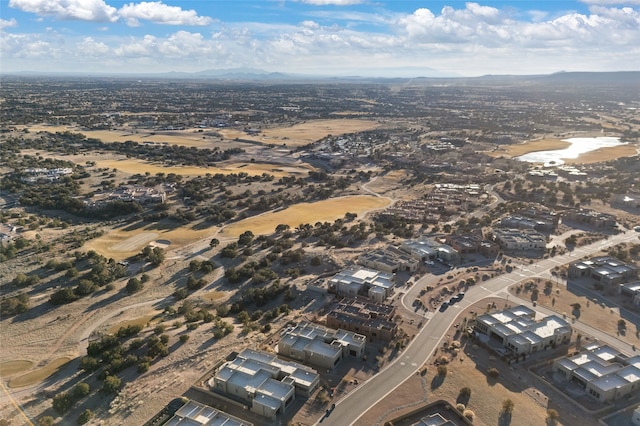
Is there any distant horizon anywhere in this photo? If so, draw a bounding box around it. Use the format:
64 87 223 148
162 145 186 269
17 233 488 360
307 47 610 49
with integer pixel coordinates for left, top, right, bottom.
2 68 639 81
1 1 639 77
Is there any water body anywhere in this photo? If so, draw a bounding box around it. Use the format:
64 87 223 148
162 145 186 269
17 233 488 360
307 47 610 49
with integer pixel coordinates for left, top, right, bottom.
517 137 626 165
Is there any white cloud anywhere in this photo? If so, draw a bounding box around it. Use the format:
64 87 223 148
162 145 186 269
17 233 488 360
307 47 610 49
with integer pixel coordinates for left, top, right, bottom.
580 0 640 4
118 1 213 27
1 3 639 76
0 18 18 29
77 37 109 55
9 0 118 22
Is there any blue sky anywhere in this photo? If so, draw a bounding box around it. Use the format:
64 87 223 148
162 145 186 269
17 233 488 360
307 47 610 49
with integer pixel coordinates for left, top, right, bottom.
1 0 639 76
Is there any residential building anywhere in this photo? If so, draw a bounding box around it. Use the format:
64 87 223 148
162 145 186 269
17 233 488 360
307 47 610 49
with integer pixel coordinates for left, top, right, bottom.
277 321 366 370
492 228 546 251
329 267 395 303
165 400 253 426
568 256 638 286
553 343 640 402
474 305 572 355
326 298 398 341
210 349 319 420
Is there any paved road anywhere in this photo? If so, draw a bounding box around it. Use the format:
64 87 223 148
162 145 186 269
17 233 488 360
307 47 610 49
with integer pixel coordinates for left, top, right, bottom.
319 229 639 426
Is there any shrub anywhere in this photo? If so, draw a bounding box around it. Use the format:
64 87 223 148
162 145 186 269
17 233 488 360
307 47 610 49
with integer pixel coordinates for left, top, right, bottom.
77 409 94 425
126 278 143 294
437 365 448 376
459 387 471 399
179 334 190 343
487 367 500 378
72 382 90 400
502 399 514 413
456 403 465 412
463 409 475 421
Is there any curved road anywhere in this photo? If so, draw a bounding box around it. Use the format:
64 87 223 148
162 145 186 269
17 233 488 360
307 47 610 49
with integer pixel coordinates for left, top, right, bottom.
320 229 639 426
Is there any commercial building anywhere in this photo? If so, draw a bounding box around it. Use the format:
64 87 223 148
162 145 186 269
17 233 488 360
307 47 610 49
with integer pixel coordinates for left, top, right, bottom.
474 305 572 355
492 228 546 251
612 193 640 209
568 256 638 286
210 349 319 420
165 400 253 426
618 282 640 307
359 248 419 274
329 267 394 303
563 208 617 228
553 343 640 402
278 321 366 370
400 238 459 264
326 298 398 341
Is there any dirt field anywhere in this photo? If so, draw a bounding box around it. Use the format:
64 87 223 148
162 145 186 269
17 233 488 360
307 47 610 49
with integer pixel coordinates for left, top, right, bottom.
218 119 379 147
219 195 391 237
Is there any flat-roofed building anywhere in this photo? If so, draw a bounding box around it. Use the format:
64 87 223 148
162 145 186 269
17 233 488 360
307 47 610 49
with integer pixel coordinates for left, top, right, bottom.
278 321 366 370
329 267 395 302
553 344 640 402
569 256 638 286
475 305 571 355
564 208 617 228
359 248 419 273
326 297 397 341
165 400 253 426
210 349 319 419
492 228 546 251
400 238 459 263
619 282 640 306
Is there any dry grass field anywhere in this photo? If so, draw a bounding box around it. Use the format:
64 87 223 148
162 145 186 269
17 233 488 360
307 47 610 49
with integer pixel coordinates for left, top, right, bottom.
83 222 216 259
95 158 314 178
218 119 379 147
564 144 639 164
487 137 638 164
7 357 71 389
0 361 33 378
489 138 571 157
219 195 391 237
106 312 160 335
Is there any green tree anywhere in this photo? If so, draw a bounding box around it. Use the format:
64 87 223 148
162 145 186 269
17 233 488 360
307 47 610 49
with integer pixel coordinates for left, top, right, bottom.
102 375 121 395
209 238 220 248
77 409 94 425
72 382 90 400
52 392 73 414
126 277 143 294
37 416 55 426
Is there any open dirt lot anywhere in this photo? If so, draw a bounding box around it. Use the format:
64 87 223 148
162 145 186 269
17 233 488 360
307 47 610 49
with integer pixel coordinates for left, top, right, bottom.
218 119 379 147
219 195 392 237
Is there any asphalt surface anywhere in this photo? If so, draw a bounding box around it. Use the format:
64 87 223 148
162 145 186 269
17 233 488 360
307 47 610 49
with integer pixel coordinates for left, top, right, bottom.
319 229 639 426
